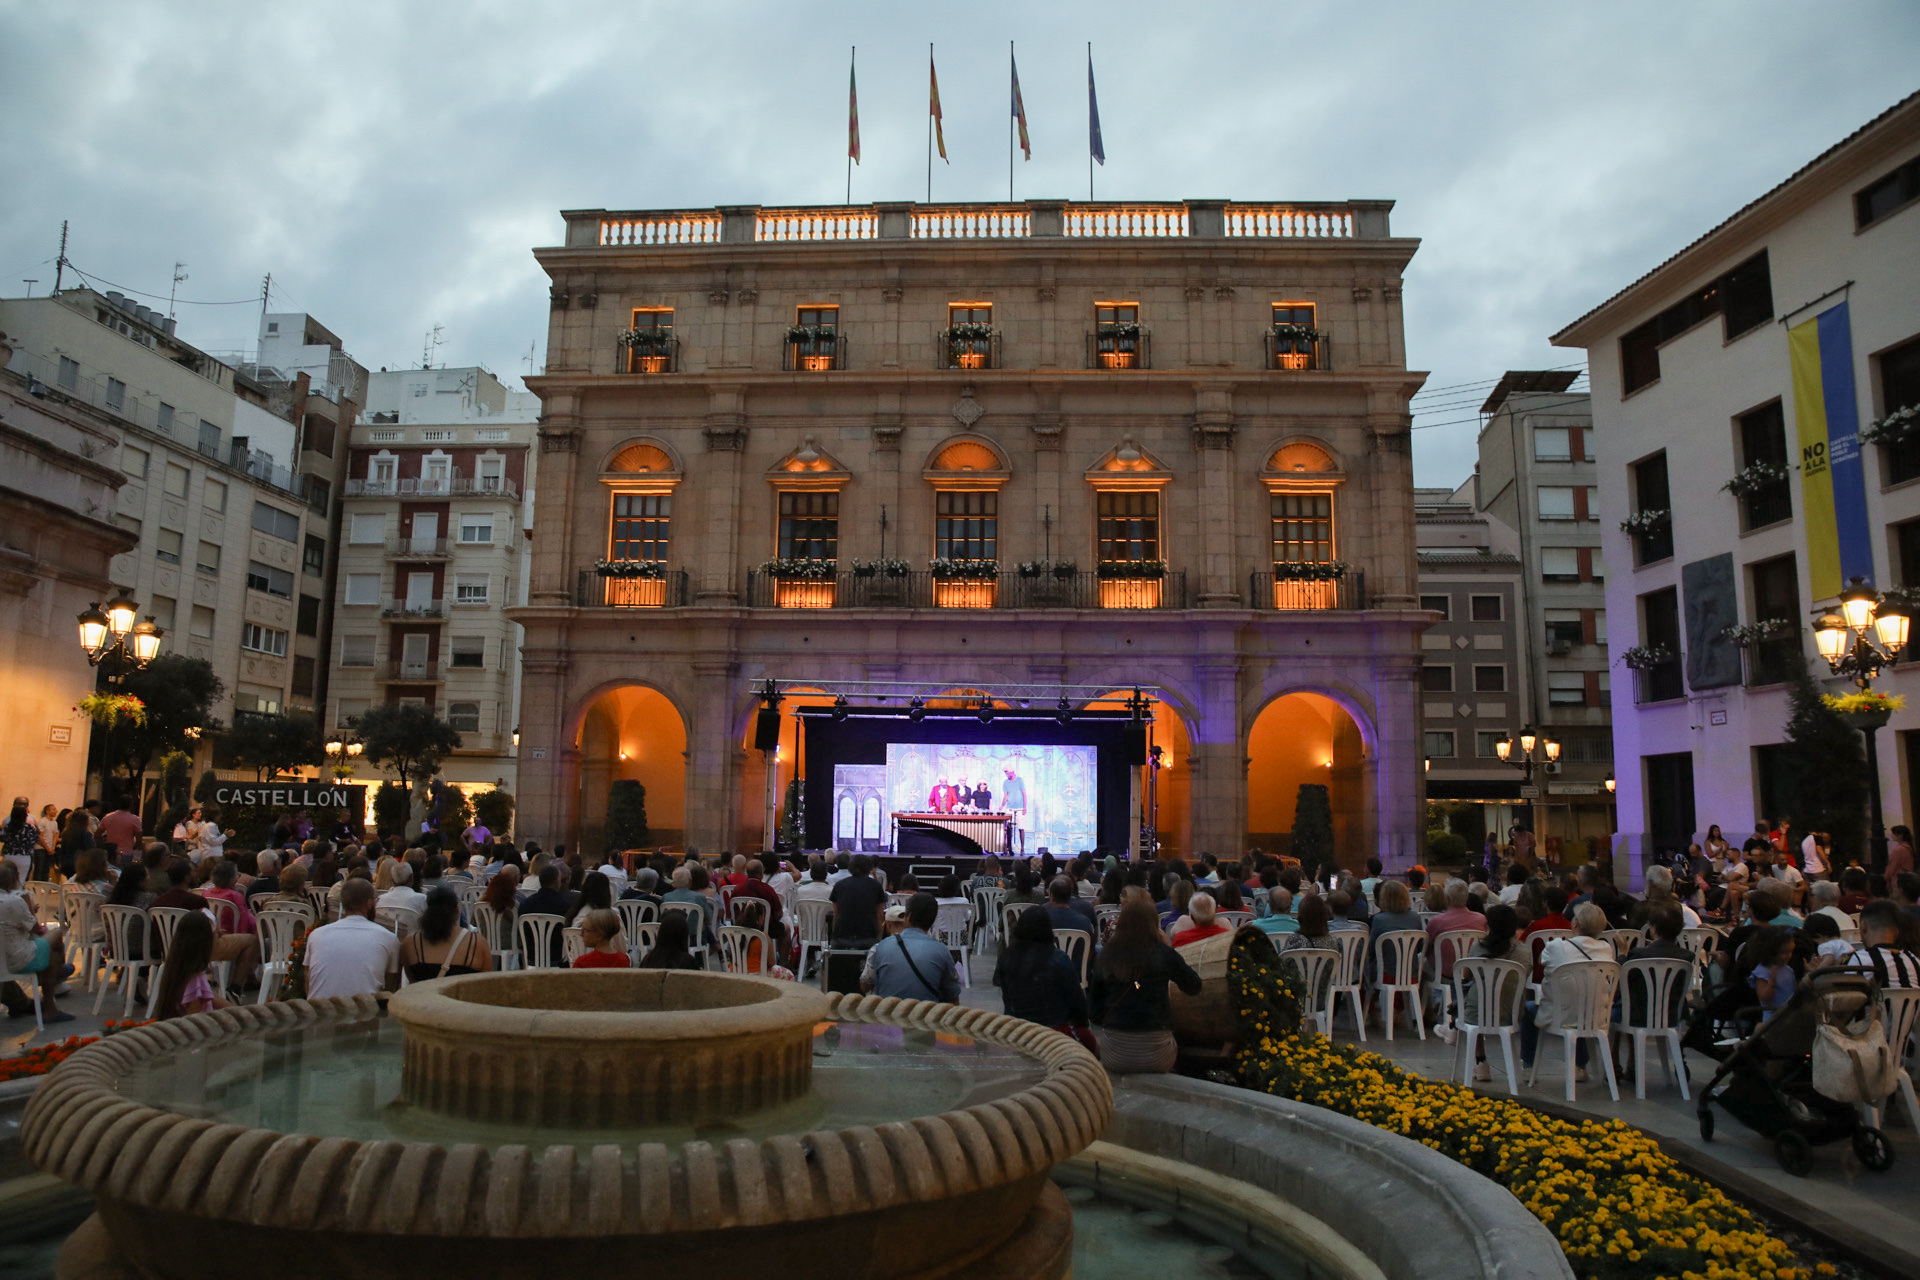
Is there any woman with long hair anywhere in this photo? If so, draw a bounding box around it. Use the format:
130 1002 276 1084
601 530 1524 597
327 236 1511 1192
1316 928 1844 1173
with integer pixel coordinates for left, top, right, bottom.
1095 868 1127 907
1159 878 1194 932
152 913 226 1020
400 887 491 983
108 862 153 910
1089 898 1202 1074
994 905 1093 1047
482 865 520 918
1280 894 1332 952
637 911 704 970
56 808 94 879
2 797 39 884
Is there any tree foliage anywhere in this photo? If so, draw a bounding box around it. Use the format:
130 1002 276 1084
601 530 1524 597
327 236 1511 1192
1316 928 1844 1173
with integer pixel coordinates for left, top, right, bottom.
357 702 462 792
148 750 195 837
435 784 472 846
1782 660 1868 864
223 711 324 781
89 655 223 798
1291 783 1335 877
606 780 649 854
472 788 514 835
373 781 411 837
193 769 221 805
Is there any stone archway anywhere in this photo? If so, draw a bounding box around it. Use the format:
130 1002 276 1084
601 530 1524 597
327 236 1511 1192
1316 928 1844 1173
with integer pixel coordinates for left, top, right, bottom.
575 685 688 854
1246 691 1370 872
1081 688 1195 856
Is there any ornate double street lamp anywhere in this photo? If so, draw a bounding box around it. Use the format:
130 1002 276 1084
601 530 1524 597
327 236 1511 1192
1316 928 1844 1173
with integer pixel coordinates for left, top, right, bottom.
324 734 365 778
1495 726 1560 852
77 590 163 680
1812 577 1910 875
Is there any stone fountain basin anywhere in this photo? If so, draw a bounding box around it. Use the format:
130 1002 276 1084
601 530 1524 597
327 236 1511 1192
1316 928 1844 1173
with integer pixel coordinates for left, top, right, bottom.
22 988 1111 1280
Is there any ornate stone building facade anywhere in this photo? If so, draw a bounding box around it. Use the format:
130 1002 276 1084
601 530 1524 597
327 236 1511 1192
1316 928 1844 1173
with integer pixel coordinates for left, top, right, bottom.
514 199 1429 865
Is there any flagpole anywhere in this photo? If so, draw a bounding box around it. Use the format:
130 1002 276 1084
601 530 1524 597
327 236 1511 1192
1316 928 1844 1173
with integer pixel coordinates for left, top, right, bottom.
1008 42 1015 203
1088 43 1094 202
927 44 933 204
847 46 855 206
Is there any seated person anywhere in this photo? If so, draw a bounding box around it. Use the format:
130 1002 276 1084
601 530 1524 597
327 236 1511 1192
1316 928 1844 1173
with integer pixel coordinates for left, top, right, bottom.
1169 892 1231 948
571 908 631 969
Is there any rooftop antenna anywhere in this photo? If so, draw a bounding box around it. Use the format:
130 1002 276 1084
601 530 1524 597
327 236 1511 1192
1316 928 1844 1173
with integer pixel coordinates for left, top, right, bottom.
421 323 443 370
167 261 188 319
259 272 272 324
52 221 69 294
21 280 36 298
521 340 538 379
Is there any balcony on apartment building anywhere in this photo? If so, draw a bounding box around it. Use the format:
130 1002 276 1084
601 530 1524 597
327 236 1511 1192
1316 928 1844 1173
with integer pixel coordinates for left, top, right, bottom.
387 537 452 560
345 472 521 500
381 597 446 619
377 660 441 683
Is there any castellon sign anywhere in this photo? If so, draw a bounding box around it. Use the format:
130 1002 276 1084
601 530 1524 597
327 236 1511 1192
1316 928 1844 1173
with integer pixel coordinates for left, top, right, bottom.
211 783 368 812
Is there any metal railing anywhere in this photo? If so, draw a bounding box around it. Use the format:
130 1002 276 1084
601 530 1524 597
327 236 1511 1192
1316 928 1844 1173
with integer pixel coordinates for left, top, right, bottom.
381 598 446 619
379 661 440 682
1740 481 1792 532
1263 332 1331 372
388 537 451 558
345 474 520 500
617 338 678 374
742 570 1188 610
1741 634 1803 688
1087 329 1150 370
782 335 848 372
936 329 1000 371
1632 656 1686 704
1248 571 1367 611
575 569 691 608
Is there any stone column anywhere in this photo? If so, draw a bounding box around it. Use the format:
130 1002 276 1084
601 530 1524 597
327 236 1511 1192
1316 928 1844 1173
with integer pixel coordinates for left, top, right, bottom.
698 386 748 605
531 391 582 608
1188 660 1245 855
1190 383 1239 606
513 644 571 848
687 657 741 853
1363 385 1419 609
1372 652 1425 871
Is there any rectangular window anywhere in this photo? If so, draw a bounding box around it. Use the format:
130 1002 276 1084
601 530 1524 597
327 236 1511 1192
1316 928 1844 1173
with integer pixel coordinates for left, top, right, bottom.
946 303 993 369
458 514 494 544
303 534 326 576
449 636 486 668
1536 486 1577 520
291 656 316 698
157 403 176 433
190 605 215 639
164 463 190 499
1270 493 1333 563
1270 303 1318 369
296 594 320 636
1476 731 1506 758
247 561 294 598
115 514 142 539
1856 153 1920 229
1736 400 1792 529
1898 518 1920 589
196 541 221 575
1420 666 1454 693
371 457 397 486
476 458 504 491
1638 586 1685 702
1096 490 1160 563
344 573 381 606
611 493 671 562
446 702 481 733
198 419 221 459
1470 595 1503 622
1544 608 1584 650
105 377 126 411
1093 302 1142 368
150 595 176 632
241 623 288 656
203 478 227 513
1533 427 1571 462
339 635 375 666
1618 251 1773 393
628 307 673 336
156 529 182 564
1877 334 1920 486
1746 554 1801 686
1420 594 1451 619
1423 731 1456 759
935 490 997 561
56 356 79 390
122 444 149 479
1631 452 1674 564
349 513 385 544
252 502 300 542
776 491 839 561
790 306 839 370
335 699 368 728
454 575 489 605
1548 672 1588 706
1595 608 1608 644
304 475 330 516
1473 665 1507 693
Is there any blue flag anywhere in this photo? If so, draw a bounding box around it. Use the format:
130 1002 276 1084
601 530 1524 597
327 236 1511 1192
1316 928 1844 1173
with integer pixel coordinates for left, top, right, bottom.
1088 51 1105 165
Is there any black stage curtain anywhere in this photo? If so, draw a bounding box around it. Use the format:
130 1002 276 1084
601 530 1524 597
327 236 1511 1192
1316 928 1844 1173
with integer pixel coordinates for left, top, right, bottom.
799 710 1135 852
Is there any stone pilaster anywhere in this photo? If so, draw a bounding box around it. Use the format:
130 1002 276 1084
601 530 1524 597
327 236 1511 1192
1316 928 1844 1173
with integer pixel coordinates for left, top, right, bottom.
512 645 571 847
1188 660 1245 855
687 657 742 853
698 385 747 605
531 391 582 608
1190 383 1240 606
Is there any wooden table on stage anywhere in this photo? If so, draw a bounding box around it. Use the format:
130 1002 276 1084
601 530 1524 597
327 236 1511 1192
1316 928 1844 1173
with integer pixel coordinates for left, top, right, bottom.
892 811 1014 854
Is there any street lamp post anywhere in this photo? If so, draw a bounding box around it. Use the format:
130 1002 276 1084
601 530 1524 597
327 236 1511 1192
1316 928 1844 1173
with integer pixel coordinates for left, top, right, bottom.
1811 577 1910 877
1495 726 1560 864
324 735 364 779
77 591 164 798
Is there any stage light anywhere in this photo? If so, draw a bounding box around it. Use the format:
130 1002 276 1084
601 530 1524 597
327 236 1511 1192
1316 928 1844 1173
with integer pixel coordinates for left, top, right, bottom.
1054 697 1072 725
976 697 995 723
830 695 849 722
907 697 926 722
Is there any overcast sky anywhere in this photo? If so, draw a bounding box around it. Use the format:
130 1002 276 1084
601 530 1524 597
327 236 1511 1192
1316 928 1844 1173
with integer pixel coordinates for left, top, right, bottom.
3 1 1916 487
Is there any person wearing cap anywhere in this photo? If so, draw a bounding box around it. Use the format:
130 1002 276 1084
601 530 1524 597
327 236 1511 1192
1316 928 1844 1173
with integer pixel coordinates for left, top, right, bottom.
863 894 961 1002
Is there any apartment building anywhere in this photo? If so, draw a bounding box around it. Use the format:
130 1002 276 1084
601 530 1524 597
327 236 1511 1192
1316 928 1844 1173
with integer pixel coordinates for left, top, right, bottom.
330 366 537 795
1552 92 1920 864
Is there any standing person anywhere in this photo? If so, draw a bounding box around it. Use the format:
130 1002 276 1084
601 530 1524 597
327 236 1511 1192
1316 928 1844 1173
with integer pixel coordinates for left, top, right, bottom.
56 809 93 879
1768 818 1792 861
461 816 492 859
1090 898 1202 1074
191 809 231 864
33 804 61 878
2 798 38 884
97 796 142 862
1482 832 1500 879
1510 825 1536 871
971 778 992 811
1001 767 1028 855
928 776 954 814
172 807 205 848
304 879 400 998
1800 828 1829 880
1885 825 1914 897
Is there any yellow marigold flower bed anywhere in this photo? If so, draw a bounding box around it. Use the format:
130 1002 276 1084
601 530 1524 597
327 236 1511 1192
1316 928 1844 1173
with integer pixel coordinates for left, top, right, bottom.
1228 934 1811 1280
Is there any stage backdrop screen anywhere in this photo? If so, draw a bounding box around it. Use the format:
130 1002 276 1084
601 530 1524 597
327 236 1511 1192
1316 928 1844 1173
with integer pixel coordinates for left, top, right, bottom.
885 742 1097 854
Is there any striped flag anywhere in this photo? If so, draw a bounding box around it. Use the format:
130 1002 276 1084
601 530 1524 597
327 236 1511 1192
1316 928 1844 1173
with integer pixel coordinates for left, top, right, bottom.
930 50 946 161
848 54 861 164
1011 52 1030 160
1088 49 1105 165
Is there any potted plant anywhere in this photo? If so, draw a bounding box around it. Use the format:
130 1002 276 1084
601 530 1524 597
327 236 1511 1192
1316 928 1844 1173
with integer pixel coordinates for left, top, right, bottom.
760 558 837 581
1096 559 1166 580
617 327 673 372
1721 461 1790 496
1822 689 1905 731
1273 560 1348 581
928 557 999 580
1719 618 1791 647
1619 644 1676 671
593 559 667 578
1619 508 1671 538
848 559 910 578
1858 402 1919 448
1016 559 1076 579
78 692 146 725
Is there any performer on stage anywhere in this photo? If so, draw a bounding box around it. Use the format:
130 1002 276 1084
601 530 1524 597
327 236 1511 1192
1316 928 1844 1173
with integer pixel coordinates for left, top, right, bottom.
953 777 973 812
928 776 955 814
1000 766 1028 854
971 779 991 812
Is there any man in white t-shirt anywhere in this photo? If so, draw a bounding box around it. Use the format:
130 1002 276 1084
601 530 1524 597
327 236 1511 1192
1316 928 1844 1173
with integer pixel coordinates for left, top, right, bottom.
306 879 400 998
1800 831 1828 879
1768 850 1805 904
376 861 428 917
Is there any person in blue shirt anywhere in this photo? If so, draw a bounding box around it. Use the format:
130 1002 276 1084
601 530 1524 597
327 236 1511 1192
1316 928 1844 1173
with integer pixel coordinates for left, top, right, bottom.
866 894 961 1002
1000 767 1029 855
1252 887 1298 936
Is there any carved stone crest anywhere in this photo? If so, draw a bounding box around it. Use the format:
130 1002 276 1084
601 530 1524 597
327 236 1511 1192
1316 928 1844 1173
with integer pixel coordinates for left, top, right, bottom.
951 385 984 429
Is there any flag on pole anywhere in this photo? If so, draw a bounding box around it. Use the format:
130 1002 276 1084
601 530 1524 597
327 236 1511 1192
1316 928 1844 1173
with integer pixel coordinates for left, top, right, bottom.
1088 50 1105 165
1011 53 1031 160
930 51 947 161
848 54 861 164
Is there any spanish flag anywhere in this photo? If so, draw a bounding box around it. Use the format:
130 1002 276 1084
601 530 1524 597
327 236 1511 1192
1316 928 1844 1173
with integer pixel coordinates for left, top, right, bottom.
930 50 946 161
1011 50 1030 160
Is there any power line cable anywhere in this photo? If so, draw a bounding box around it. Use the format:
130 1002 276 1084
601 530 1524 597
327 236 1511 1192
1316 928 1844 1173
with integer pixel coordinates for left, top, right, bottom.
65 264 261 306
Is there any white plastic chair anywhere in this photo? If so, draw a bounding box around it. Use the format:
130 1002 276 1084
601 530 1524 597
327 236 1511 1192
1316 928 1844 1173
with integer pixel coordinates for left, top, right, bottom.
302 885 331 922
660 901 708 963
1866 987 1920 1134
628 921 659 965
793 899 833 978
1452 956 1528 1094
614 898 659 937
471 903 520 970
933 901 974 987
146 906 232 1016
1053 927 1092 987
1678 927 1719 985
1371 930 1430 1040
971 885 1006 943
1614 957 1693 1099
254 909 307 1004
719 924 773 975
516 913 567 970
94 904 156 1017
561 926 587 966
1528 958 1621 1102
1325 929 1368 1041
454 881 485 909
1602 929 1642 962
1094 904 1123 944
27 881 66 925
1431 927 1488 1029
62 889 105 993
1001 901 1029 943
728 896 771 932
1525 928 1574 999
0 930 43 1030
375 906 422 940
1217 910 1254 931
1279 947 1339 1035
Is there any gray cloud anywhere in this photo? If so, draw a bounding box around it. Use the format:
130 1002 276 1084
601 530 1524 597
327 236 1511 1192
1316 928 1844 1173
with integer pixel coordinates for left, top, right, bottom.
3 0 1915 486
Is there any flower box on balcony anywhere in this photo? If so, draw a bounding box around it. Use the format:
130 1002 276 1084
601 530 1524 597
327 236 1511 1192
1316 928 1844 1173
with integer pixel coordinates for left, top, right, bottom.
1096 560 1166 580
1016 560 1077 579
595 559 668 578
929 558 999 581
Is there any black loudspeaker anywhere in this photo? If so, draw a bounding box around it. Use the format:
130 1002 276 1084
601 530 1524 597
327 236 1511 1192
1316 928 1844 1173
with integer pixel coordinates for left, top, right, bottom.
754 707 781 750
1122 724 1148 765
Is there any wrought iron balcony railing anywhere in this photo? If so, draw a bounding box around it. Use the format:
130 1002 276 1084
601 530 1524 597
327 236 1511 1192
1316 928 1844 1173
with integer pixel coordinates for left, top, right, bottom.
575 568 691 608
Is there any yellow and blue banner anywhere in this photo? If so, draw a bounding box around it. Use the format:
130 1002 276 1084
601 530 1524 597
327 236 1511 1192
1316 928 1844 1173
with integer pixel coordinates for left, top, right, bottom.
1790 301 1871 601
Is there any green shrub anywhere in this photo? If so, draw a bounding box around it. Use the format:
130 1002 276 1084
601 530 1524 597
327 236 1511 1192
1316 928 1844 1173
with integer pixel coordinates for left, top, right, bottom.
472 788 514 835
1426 829 1469 863
606 779 648 854
374 781 411 837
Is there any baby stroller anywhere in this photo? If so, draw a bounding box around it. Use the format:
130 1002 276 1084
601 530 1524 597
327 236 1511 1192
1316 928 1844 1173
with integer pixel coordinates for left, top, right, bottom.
1696 968 1897 1175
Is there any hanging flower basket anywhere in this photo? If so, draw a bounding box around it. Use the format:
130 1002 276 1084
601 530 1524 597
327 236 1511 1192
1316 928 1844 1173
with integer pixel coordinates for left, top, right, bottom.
1823 690 1904 730
78 692 146 726
1095 322 1140 340
849 559 910 578
1620 644 1675 671
594 559 667 578
1017 560 1077 579
1858 402 1920 447
929 557 999 580
1274 560 1348 582
1721 462 1790 496
760 558 836 581
1718 618 1792 647
1096 560 1165 580
1619 508 1671 538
